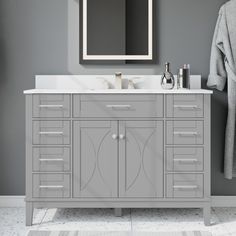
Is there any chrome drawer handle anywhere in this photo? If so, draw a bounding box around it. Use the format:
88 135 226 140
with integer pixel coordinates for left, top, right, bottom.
119 134 125 140
39 105 63 108
174 159 198 163
174 105 198 109
173 185 198 190
39 132 63 135
106 105 131 109
39 158 64 162
174 131 198 136
39 185 64 189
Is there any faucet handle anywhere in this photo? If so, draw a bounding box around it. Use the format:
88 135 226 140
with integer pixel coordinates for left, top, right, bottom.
128 80 135 89
115 72 122 76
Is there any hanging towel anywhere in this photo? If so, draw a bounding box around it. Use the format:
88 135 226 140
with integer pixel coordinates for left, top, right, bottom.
207 0 236 179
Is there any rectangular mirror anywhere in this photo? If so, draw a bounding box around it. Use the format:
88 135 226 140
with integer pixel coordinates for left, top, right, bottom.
80 0 154 64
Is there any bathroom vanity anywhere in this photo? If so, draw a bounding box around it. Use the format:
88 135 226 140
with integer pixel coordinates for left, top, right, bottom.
24 75 212 226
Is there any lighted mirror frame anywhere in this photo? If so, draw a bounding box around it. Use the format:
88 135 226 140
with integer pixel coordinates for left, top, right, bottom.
82 0 153 61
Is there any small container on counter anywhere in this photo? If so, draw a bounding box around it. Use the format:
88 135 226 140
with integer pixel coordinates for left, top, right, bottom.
177 64 190 89
161 62 175 90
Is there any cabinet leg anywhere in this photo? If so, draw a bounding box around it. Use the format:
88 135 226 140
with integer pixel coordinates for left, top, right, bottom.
203 205 211 226
26 202 33 226
114 208 122 217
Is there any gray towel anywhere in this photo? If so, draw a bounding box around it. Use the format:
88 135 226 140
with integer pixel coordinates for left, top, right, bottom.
207 0 236 179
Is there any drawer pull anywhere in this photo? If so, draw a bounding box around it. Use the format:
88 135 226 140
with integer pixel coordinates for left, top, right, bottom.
39 185 64 189
174 105 198 109
174 131 198 136
39 158 64 162
119 134 125 140
39 105 63 108
39 132 63 135
106 105 131 109
174 159 198 163
173 185 198 190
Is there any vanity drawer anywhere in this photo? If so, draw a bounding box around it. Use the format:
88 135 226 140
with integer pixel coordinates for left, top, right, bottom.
166 174 203 198
166 147 204 172
33 147 71 172
166 121 203 145
32 173 70 198
166 95 203 118
33 95 70 118
73 95 163 118
33 121 70 145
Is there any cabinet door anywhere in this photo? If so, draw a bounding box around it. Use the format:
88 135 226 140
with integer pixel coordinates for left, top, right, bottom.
73 121 118 198
119 121 164 198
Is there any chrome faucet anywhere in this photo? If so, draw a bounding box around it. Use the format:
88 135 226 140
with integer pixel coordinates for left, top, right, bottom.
115 72 122 89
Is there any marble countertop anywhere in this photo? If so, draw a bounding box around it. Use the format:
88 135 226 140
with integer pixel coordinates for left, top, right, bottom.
24 89 213 94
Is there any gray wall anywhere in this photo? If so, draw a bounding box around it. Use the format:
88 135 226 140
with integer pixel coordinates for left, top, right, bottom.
0 0 233 195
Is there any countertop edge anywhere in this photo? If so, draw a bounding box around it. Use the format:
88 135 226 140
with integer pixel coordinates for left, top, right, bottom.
23 89 213 94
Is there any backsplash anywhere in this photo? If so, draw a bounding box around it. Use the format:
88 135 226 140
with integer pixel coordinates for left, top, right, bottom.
35 75 201 90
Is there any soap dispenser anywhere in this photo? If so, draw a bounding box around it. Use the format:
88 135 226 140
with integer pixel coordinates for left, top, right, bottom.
161 62 175 90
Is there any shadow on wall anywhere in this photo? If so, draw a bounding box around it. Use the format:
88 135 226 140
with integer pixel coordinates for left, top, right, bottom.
202 78 230 194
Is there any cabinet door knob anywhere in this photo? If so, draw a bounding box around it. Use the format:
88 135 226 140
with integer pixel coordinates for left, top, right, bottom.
119 134 125 140
112 134 118 140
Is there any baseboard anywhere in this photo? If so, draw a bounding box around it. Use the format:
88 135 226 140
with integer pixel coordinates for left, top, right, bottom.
0 196 235 208
211 196 236 207
0 196 25 207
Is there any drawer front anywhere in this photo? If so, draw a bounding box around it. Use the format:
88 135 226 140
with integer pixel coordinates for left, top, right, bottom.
166 95 204 118
33 121 70 145
32 174 70 198
73 95 163 118
33 95 70 118
33 147 70 172
166 174 203 198
166 147 204 172
166 121 203 145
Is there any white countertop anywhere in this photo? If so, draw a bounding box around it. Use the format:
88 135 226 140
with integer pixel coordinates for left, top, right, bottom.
24 89 213 94
24 75 213 94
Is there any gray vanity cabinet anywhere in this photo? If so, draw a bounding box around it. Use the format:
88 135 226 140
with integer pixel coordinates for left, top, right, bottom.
166 173 204 198
73 94 164 118
25 93 211 226
32 173 71 198
166 94 204 118
166 147 204 172
33 94 70 118
119 121 164 198
166 120 204 145
32 147 70 172
73 120 118 198
32 120 70 145
73 120 164 199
